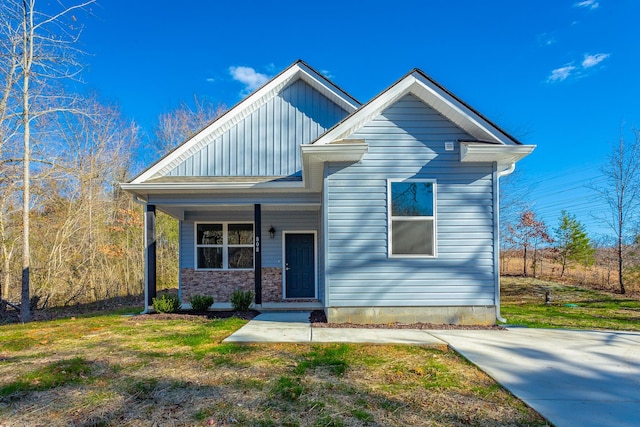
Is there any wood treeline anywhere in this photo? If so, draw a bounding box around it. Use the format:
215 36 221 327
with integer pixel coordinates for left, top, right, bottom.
500 248 634 293
0 95 180 310
0 1 226 317
0 88 221 312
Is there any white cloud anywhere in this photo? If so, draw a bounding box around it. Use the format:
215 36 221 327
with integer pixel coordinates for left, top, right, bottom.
320 69 334 79
205 77 215 83
547 65 576 82
229 66 269 95
537 32 557 47
582 53 610 68
574 0 599 9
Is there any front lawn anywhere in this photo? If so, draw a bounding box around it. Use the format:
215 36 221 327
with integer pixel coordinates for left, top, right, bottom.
0 309 547 426
501 276 640 331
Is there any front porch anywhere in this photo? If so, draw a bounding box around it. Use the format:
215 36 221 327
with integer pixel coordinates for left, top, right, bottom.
139 197 324 312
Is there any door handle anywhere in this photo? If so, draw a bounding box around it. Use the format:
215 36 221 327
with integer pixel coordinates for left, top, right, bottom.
285 263 291 271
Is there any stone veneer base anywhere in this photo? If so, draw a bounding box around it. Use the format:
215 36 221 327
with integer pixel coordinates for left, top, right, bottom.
181 268 282 303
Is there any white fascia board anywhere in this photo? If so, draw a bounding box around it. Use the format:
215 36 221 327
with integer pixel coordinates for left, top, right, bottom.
132 63 359 184
460 142 536 166
295 62 361 112
409 74 517 145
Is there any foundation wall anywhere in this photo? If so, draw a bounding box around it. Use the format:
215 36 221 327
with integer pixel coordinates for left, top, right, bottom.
325 306 496 326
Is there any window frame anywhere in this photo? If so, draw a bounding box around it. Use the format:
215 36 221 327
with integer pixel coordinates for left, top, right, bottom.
387 179 437 258
194 222 255 270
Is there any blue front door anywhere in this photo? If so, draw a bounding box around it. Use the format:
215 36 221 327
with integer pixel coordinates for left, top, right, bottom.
285 233 315 298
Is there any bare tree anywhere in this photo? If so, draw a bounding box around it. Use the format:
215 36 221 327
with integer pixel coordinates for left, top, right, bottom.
506 210 553 277
34 95 141 306
152 95 225 158
590 128 640 294
499 169 535 274
0 0 95 321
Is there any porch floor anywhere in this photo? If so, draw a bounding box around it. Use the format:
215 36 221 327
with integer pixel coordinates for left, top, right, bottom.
256 301 323 311
179 301 324 311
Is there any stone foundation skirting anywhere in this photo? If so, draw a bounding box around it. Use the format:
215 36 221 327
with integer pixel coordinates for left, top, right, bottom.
325 306 496 326
181 268 282 303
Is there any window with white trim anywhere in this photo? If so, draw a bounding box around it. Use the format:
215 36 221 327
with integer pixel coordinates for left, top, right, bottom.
389 180 436 256
196 223 254 269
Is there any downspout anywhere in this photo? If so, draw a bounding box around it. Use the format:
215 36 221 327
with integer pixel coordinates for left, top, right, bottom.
131 195 150 314
495 162 516 323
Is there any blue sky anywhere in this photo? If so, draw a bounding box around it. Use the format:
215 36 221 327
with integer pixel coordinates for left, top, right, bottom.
74 0 638 238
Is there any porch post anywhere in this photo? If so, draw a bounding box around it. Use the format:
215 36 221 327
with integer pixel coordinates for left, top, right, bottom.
145 204 157 308
254 204 262 305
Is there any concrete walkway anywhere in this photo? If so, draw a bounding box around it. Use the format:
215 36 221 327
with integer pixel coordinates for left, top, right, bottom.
223 311 446 346
224 312 640 427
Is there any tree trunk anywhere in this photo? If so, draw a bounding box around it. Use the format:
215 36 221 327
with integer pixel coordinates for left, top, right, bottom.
19 0 32 323
523 246 528 277
2 245 12 312
618 235 625 294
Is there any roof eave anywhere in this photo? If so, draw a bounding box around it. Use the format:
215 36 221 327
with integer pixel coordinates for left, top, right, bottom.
459 142 536 167
120 180 306 197
301 142 368 188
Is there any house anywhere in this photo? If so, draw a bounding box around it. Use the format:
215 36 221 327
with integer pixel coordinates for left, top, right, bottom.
121 60 534 325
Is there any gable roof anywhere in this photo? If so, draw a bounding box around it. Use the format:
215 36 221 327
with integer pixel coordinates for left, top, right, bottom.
310 68 534 171
312 69 522 147
131 60 361 184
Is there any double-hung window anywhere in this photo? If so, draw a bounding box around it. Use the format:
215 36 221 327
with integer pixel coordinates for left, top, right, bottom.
196 223 254 269
388 180 436 257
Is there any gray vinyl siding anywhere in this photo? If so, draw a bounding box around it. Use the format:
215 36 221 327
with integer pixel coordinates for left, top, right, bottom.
325 94 496 307
167 79 348 177
180 209 324 300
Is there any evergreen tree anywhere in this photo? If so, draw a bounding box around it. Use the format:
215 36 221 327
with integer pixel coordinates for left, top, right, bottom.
555 211 595 277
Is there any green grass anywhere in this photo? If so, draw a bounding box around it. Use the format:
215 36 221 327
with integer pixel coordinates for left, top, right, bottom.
0 357 93 397
0 307 548 426
501 276 640 330
295 344 350 376
272 375 305 401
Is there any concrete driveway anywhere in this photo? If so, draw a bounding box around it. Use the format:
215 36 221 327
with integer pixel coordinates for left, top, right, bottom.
430 328 640 427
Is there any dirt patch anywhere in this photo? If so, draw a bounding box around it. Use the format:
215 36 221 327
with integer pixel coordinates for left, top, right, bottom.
131 310 259 322
309 310 505 330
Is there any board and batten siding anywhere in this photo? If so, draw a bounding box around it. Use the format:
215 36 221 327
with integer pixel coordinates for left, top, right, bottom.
167 79 348 177
325 94 496 307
